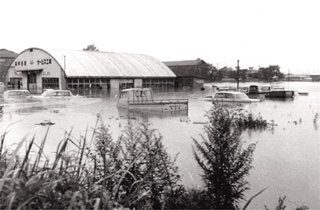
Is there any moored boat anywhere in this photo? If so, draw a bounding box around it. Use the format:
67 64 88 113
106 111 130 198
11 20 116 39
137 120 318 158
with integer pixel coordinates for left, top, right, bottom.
265 90 295 98
248 85 295 98
117 88 188 112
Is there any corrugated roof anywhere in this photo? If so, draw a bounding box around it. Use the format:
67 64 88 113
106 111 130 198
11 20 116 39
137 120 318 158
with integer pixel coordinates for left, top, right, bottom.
163 58 203 67
0 49 18 58
46 49 176 78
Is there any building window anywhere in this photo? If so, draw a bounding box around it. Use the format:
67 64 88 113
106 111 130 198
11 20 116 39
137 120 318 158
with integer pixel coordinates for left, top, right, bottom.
42 78 59 89
66 77 110 90
9 78 22 89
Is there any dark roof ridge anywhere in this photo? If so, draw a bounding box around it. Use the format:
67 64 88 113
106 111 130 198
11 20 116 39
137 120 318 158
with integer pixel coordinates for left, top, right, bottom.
0 49 18 58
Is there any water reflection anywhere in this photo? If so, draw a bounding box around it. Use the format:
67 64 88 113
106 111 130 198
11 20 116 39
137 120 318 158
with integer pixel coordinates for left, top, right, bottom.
117 107 188 120
264 97 295 102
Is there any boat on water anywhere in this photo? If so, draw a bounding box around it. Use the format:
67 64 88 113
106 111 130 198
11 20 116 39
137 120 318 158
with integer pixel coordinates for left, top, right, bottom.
264 90 295 98
117 88 188 112
298 92 309 96
212 91 260 104
247 85 295 98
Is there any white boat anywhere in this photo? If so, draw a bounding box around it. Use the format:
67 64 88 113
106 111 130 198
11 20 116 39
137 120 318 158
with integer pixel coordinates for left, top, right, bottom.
117 88 188 112
212 91 260 103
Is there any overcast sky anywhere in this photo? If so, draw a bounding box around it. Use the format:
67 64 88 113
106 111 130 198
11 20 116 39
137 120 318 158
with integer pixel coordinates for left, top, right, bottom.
1 0 319 74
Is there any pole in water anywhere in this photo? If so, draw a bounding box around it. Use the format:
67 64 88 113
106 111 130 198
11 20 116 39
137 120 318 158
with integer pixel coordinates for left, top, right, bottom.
237 60 240 91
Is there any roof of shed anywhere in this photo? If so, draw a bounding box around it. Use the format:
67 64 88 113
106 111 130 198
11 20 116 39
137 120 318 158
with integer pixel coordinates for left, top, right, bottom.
0 49 18 58
163 58 203 67
45 49 176 78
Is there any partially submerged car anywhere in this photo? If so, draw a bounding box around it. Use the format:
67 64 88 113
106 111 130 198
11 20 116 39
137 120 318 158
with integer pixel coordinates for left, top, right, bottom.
2 90 32 100
30 89 84 101
212 91 260 103
41 89 74 97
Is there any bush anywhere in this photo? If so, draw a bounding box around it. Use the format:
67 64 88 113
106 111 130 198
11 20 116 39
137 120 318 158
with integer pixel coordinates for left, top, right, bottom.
192 106 260 209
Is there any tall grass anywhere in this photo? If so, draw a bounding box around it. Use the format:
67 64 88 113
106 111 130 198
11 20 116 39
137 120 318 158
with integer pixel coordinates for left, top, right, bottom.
0 117 181 210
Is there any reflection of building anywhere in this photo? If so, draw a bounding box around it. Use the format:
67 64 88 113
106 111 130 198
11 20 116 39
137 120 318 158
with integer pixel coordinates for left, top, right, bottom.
7 48 176 94
164 58 207 89
0 49 18 83
284 74 312 81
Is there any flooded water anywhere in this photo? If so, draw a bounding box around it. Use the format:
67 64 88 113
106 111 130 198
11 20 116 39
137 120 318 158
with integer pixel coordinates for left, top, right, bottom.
0 81 319 209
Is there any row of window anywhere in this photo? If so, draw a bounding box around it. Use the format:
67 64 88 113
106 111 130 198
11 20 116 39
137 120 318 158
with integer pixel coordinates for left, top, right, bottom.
142 78 175 85
8 77 176 90
67 78 111 84
43 78 59 89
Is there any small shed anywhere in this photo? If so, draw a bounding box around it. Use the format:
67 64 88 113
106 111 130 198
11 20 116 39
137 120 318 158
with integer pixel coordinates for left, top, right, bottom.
163 58 207 89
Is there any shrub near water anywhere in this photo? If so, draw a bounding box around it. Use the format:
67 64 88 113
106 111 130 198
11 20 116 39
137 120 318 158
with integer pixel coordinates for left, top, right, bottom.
192 106 258 210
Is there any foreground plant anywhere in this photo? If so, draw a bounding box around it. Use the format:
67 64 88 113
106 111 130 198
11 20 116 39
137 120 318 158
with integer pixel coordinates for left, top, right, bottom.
192 105 267 209
0 118 181 210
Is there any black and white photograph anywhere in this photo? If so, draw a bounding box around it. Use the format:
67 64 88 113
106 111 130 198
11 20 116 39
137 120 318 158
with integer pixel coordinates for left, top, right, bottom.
0 1 319 209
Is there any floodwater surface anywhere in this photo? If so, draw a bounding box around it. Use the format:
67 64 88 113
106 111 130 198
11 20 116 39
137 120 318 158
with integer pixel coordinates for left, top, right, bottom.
0 81 319 209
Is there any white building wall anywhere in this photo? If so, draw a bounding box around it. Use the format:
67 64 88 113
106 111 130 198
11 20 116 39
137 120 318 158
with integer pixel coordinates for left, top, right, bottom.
7 48 65 93
110 79 120 89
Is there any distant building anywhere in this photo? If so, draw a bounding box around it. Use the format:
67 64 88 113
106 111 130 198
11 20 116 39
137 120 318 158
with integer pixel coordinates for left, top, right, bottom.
0 49 18 83
7 48 176 94
163 58 208 89
309 75 320 81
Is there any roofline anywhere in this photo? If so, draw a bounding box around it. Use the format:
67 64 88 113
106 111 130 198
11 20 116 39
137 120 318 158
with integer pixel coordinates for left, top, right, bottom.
65 76 177 79
14 47 65 73
176 75 205 79
0 49 18 58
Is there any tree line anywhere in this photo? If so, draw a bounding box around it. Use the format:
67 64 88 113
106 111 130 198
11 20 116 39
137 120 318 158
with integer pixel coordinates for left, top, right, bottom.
193 64 285 82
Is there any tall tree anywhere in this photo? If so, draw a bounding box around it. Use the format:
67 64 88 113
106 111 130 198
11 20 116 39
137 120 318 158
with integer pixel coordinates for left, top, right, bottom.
83 44 99 51
259 65 284 81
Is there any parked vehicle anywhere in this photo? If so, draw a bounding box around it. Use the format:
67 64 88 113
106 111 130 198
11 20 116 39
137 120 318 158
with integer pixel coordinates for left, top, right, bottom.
2 90 32 100
117 88 188 112
33 89 84 99
212 91 260 103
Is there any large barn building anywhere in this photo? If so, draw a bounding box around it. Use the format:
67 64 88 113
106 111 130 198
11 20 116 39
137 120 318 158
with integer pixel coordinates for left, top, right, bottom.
7 48 176 94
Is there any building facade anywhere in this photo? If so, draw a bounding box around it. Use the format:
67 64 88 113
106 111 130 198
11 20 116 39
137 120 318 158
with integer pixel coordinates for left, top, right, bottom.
7 48 176 94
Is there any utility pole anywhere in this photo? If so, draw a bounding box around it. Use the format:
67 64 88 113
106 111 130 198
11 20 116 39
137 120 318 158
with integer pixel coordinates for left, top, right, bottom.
237 60 240 91
64 55 66 71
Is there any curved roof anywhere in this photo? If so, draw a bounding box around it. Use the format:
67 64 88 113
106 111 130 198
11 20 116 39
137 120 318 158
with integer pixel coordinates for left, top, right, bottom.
45 49 176 78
